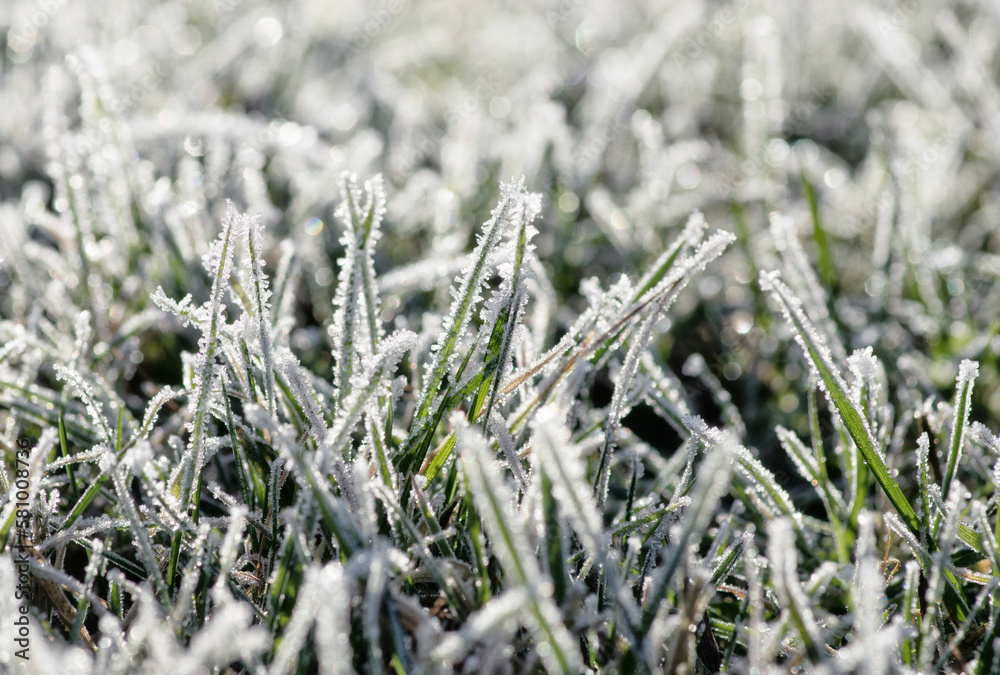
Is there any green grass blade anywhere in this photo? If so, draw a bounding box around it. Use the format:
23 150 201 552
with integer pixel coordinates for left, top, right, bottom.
411 180 524 429
942 360 978 502
760 270 920 534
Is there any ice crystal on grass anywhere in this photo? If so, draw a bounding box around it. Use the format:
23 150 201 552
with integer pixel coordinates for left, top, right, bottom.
414 179 532 422
243 212 277 417
53 364 113 443
330 173 386 409
532 405 604 563
761 268 919 533
7 3 1000 671
768 517 823 664
457 415 582 673
943 359 979 501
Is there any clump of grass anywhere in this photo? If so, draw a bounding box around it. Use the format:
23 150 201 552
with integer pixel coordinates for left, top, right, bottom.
3 1 1000 673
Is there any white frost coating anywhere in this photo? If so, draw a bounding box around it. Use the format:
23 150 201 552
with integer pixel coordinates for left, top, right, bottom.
942 358 979 501
500 270 632 399
473 190 536 419
182 202 247 512
957 359 979 389
271 239 299 334
415 178 538 424
244 210 277 417
314 563 356 675
690 415 801 520
431 588 531 664
54 363 113 442
847 346 880 403
847 346 883 434
151 286 202 327
268 565 325 675
970 421 1000 455
759 269 884 460
457 414 535 576
330 172 386 410
532 405 605 561
852 513 887 667
732 443 800 519
767 518 823 653
71 309 92 364
640 352 691 433
769 212 846 360
129 385 183 448
599 228 735 507
634 210 707 295
212 508 247 597
278 349 329 445
182 601 271 673
111 468 169 598
634 230 735 310
456 413 582 673
916 432 933 530
595 298 660 508
640 431 733 633
324 329 417 458
489 409 527 491
776 425 819 482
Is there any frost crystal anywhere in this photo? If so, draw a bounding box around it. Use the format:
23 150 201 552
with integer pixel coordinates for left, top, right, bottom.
5 6 1000 671
330 172 386 409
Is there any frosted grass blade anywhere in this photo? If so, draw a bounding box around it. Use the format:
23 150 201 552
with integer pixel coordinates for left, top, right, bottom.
412 179 526 427
760 270 920 533
640 430 732 634
768 518 822 663
942 359 978 502
456 415 582 673
330 173 386 410
532 405 604 562
244 212 277 417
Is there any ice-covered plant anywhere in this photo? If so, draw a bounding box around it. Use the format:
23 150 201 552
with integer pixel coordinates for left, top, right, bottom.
4 0 1000 673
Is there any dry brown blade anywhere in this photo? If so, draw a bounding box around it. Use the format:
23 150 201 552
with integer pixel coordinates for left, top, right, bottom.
27 545 97 651
502 274 688 439
500 275 676 398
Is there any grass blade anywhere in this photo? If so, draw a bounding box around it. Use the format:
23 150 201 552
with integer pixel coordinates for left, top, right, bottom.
760 270 920 534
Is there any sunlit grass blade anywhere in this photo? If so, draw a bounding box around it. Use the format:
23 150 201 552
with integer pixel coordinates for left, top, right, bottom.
244 211 278 418
411 179 528 431
768 517 822 664
776 425 847 561
456 415 582 673
330 173 386 410
532 405 605 562
760 269 920 534
639 429 732 635
942 359 978 502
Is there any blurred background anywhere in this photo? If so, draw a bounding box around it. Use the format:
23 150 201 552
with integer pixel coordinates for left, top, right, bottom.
2 0 1000 492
